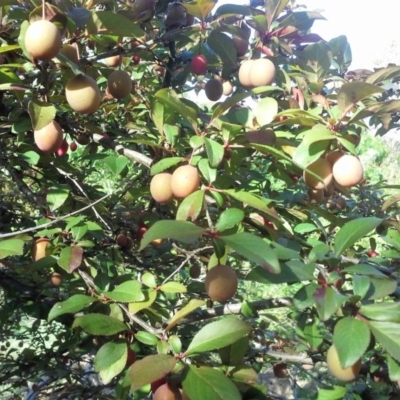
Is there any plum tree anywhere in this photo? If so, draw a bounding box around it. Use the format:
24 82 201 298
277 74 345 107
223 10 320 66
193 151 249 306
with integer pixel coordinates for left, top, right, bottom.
170 165 200 198
107 70 133 99
34 120 64 154
150 173 174 203
2 1 400 399
65 74 101 114
205 264 238 302
24 20 62 61
327 344 361 382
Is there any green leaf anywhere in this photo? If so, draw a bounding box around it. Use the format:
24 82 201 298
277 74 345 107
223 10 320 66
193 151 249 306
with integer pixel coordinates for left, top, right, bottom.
255 97 278 126
337 82 385 115
185 317 251 356
128 354 176 391
28 99 57 131
223 190 276 220
57 246 83 273
231 365 258 383
168 335 182 354
135 331 159 346
150 157 184 175
334 217 382 256
154 89 198 130
72 314 127 336
70 225 88 242
317 386 347 400
86 11 144 37
182 366 241 400
344 264 387 278
139 221 205 250
221 232 280 273
0 239 24 259
207 31 237 77
104 280 144 303
293 283 319 310
387 356 400 381
292 138 328 168
212 86 281 121
303 319 324 350
152 101 164 135
198 158 217 184
165 299 206 332
296 41 331 82
314 286 347 321
365 277 397 300
366 65 400 85
215 208 245 232
48 294 95 322
164 124 180 147
142 272 157 288
183 0 217 20
20 150 40 166
204 138 225 167
129 289 157 314
218 336 249 366
368 321 400 362
103 155 129 176
94 341 127 372
265 0 290 29
46 185 70 212
360 302 400 323
176 190 205 221
159 282 187 293
333 317 370 368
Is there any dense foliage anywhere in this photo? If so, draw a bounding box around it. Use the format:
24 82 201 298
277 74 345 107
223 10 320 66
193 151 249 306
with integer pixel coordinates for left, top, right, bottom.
1 0 400 399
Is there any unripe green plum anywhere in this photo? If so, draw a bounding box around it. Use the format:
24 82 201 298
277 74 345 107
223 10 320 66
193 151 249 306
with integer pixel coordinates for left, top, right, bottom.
205 264 238 303
107 70 132 99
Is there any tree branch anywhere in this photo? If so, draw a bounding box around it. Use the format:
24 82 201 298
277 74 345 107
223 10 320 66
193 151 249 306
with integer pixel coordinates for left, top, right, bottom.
0 192 113 239
179 297 293 324
91 134 152 168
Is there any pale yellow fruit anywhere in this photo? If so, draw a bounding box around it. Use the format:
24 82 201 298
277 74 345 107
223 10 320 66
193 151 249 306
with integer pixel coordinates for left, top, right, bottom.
238 59 254 88
205 78 223 101
31 238 50 261
249 58 276 87
50 272 63 286
303 158 333 190
326 150 344 166
107 70 132 99
332 154 363 187
34 120 64 153
25 20 62 61
205 264 238 303
222 80 233 96
327 344 361 382
150 173 174 203
56 44 79 64
170 165 200 198
65 74 101 114
105 53 122 68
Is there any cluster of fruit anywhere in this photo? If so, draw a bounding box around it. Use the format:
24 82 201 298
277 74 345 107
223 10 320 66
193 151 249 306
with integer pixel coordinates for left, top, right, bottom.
25 19 133 155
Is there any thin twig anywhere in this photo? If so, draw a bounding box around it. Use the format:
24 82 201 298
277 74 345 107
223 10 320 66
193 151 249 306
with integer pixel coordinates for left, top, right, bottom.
56 167 112 230
180 297 293 324
0 192 112 238
162 244 213 286
91 134 152 168
119 303 163 337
